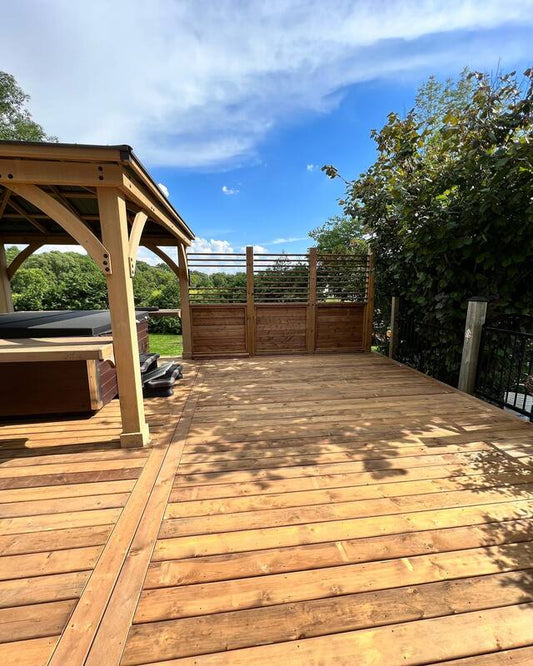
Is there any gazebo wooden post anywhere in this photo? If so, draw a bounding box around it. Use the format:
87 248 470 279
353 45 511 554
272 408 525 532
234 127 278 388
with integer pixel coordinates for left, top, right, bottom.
177 243 192 359
0 242 14 313
97 188 149 448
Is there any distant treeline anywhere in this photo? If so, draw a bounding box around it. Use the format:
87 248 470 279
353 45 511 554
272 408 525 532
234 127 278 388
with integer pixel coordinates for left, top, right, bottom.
4 247 264 334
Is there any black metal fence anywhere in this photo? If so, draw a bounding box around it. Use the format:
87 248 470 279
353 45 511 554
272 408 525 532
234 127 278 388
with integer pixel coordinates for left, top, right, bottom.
475 326 533 420
396 314 463 386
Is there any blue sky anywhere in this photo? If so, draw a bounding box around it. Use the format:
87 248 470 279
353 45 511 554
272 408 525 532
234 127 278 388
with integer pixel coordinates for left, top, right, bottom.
1 1 532 261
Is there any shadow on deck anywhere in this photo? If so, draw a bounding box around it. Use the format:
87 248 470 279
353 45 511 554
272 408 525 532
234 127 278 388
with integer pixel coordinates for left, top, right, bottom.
1 353 533 665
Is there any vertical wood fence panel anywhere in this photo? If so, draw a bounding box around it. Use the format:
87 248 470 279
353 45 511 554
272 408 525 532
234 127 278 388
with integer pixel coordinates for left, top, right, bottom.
185 248 373 358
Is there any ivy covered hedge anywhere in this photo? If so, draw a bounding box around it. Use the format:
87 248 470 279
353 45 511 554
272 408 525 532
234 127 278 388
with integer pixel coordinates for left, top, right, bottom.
317 69 533 360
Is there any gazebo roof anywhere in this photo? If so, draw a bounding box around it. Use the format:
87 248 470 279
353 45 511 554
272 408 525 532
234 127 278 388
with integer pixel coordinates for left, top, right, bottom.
0 140 194 247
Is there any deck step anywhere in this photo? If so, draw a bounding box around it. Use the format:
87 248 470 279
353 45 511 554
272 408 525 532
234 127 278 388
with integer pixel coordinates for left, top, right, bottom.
143 363 183 398
139 353 160 374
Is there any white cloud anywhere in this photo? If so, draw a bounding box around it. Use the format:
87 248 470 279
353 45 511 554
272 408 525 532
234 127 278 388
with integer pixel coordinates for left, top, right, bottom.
270 236 308 244
190 238 235 254
157 183 169 198
10 243 87 256
241 244 269 254
221 185 239 195
37 245 86 255
188 237 242 274
0 1 531 168
306 164 317 172
134 246 172 266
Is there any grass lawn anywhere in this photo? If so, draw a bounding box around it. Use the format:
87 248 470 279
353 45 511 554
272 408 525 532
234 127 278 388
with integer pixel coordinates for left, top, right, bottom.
149 334 183 357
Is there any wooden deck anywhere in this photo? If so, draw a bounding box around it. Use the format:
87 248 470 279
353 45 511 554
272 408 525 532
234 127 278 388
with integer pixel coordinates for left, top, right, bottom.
1 353 533 665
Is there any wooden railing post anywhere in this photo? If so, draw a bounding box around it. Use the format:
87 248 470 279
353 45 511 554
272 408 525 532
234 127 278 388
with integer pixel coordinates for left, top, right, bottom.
389 295 399 359
246 246 255 356
306 247 317 353
458 297 488 394
0 242 13 313
177 243 192 359
363 251 375 352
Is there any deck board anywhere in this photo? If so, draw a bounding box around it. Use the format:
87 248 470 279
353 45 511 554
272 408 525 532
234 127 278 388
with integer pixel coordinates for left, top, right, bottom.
1 353 532 664
0 363 195 661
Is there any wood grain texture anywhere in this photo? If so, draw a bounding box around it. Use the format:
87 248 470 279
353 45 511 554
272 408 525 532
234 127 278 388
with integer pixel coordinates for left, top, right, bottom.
0 361 194 665
1 353 532 665
122 353 533 665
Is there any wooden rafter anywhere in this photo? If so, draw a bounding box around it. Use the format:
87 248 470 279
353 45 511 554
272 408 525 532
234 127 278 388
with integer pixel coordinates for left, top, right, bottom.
0 188 10 218
4 213 100 221
50 186 84 217
6 241 44 280
128 211 148 277
122 173 189 246
4 197 47 234
4 184 112 275
0 159 190 246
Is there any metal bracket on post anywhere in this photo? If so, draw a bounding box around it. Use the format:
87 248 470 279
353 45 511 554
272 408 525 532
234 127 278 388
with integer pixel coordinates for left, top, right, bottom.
103 252 112 275
389 296 399 359
458 297 488 394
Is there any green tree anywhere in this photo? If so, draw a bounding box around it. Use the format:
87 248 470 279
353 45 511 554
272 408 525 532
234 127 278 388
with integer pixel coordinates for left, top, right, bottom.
11 268 50 310
321 69 533 335
0 71 57 141
309 215 367 255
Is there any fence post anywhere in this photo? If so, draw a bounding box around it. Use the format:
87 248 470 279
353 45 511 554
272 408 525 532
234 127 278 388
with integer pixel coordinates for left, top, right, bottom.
458 297 488 394
306 247 317 353
389 296 399 359
363 251 375 351
246 246 255 356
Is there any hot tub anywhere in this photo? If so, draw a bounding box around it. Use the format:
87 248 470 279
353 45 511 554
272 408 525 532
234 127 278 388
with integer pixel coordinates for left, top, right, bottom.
0 310 149 418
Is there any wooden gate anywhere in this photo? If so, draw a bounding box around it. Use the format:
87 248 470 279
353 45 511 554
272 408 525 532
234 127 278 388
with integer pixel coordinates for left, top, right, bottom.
182 247 373 358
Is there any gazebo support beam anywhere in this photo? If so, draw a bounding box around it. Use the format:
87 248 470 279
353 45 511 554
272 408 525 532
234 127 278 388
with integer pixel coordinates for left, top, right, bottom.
4 184 112 275
177 243 192 359
0 242 13 313
98 188 149 448
144 243 180 278
7 241 44 280
143 243 192 359
128 211 148 276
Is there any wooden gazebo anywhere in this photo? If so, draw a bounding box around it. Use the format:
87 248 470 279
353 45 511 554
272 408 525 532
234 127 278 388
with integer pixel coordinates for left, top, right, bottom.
0 141 194 447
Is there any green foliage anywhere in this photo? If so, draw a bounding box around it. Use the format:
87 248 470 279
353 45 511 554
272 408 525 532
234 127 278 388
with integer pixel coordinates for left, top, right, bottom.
8 248 181 324
309 216 367 255
0 71 57 141
321 68 533 339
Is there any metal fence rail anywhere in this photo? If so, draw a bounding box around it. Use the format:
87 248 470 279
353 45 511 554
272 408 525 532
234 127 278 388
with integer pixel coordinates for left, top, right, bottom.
475 326 533 420
187 253 247 304
253 253 309 303
396 314 463 387
316 254 369 303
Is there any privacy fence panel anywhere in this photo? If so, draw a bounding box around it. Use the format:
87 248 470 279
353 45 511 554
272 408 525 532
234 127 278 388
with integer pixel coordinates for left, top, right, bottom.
185 248 373 358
